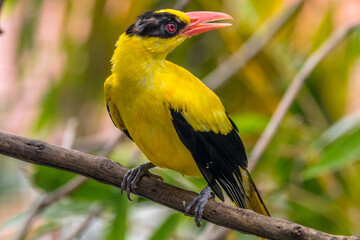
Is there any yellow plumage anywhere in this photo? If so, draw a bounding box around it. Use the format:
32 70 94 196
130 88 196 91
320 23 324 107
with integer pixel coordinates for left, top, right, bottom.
105 31 233 176
105 9 269 223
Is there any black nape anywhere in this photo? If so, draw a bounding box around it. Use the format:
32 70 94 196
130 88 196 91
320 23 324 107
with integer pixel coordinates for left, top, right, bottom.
126 10 187 39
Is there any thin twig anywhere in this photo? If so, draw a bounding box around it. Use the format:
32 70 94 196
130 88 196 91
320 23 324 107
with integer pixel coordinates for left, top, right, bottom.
98 132 123 157
61 118 79 149
203 0 305 90
197 223 229 240
1 131 359 240
173 0 191 11
269 47 329 128
248 23 360 171
63 204 103 240
13 176 88 240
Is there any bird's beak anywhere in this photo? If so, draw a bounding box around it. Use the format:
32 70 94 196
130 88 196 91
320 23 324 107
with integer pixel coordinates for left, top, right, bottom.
182 11 232 37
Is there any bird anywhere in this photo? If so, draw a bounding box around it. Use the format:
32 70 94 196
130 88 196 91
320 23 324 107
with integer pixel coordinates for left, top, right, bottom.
104 8 270 226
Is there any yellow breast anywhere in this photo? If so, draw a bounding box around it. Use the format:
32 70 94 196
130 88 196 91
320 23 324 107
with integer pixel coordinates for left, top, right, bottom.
105 63 202 176
105 34 232 177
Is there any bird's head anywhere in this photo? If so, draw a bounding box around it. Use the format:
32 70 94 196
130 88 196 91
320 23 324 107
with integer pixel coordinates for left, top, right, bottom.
123 9 232 58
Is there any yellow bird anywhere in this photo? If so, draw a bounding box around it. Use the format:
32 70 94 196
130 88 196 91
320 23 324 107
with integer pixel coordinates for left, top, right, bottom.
104 9 269 225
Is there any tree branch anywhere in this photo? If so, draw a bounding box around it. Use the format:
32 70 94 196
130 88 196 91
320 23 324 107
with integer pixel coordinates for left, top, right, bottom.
173 0 191 11
63 204 103 240
13 125 122 240
0 131 359 240
14 176 88 240
248 23 360 171
203 0 304 90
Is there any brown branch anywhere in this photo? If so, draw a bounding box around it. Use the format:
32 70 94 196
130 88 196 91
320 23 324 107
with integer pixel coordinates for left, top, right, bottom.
0 131 359 240
203 0 304 90
248 23 360 171
14 118 83 240
13 129 122 240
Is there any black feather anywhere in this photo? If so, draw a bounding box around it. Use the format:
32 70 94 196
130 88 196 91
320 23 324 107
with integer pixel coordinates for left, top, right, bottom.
126 10 187 38
170 109 249 208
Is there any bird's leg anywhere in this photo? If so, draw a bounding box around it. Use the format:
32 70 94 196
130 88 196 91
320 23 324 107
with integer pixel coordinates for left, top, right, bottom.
121 162 160 200
185 185 213 227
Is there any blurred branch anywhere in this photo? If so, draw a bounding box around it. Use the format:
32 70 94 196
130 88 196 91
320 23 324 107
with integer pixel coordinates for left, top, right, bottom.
203 0 304 90
63 204 103 240
13 125 122 240
98 132 123 157
268 43 329 128
248 23 360 171
1 131 359 240
198 223 229 240
14 176 88 240
61 118 79 149
173 0 191 11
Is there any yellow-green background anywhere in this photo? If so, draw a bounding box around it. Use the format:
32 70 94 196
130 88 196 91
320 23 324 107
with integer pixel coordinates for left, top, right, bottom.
1 0 360 239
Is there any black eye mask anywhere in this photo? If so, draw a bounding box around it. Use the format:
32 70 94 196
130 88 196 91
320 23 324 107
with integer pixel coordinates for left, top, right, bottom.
126 11 187 39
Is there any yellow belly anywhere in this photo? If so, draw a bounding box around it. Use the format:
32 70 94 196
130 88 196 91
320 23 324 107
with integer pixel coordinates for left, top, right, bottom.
121 98 202 177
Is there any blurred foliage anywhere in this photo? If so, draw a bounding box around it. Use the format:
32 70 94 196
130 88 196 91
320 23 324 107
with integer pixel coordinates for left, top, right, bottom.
1 0 360 239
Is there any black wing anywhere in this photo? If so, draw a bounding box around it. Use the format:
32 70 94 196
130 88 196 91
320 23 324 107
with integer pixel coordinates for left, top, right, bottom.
170 109 249 208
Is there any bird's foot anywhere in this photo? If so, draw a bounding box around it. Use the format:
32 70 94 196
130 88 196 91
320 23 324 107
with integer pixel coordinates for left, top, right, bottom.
185 185 213 227
121 162 159 200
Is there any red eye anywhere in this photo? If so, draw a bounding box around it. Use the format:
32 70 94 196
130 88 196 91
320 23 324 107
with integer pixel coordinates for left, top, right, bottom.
167 22 177 33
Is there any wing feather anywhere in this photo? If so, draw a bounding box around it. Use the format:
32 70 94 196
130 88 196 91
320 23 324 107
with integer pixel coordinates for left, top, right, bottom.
170 108 249 208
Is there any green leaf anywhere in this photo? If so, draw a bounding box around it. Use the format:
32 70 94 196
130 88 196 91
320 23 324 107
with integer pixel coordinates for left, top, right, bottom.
311 111 360 150
35 83 60 130
32 165 117 202
288 201 349 234
0 210 29 230
42 200 93 219
33 166 75 192
29 221 60 240
149 212 182 240
302 128 360 179
69 180 115 202
230 113 269 135
106 194 128 240
311 6 333 51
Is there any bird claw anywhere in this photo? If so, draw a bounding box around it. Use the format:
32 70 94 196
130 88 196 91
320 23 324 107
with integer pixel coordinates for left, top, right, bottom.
185 186 212 227
121 162 155 200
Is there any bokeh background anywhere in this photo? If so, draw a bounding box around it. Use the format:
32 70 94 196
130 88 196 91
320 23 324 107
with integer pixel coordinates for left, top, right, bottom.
1 0 360 239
